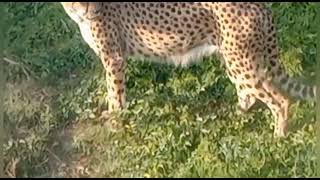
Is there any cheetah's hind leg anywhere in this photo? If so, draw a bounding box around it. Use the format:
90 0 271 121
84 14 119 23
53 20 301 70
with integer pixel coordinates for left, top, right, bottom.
237 93 257 112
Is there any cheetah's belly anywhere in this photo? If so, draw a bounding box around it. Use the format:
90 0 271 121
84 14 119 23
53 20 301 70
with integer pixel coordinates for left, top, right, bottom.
125 37 221 67
78 22 220 67
166 43 220 66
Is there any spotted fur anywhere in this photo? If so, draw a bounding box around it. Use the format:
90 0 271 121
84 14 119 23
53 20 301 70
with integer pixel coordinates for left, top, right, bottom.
60 2 316 137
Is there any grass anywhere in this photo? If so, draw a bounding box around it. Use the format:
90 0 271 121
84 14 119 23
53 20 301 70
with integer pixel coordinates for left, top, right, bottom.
2 2 317 178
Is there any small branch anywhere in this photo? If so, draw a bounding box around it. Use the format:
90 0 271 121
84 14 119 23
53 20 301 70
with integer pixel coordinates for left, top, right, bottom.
46 148 65 165
2 57 30 80
2 57 20 66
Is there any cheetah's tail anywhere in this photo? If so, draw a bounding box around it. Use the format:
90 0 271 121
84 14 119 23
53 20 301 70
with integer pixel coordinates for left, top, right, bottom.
265 68 317 102
261 6 317 103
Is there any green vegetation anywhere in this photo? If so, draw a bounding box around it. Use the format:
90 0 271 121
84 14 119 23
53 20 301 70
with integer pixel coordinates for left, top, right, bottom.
2 2 317 178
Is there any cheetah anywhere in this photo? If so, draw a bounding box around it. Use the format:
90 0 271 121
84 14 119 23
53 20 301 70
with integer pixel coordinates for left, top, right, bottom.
60 2 316 137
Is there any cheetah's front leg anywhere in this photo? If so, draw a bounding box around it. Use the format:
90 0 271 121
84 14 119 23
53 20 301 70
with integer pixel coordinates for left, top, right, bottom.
104 58 126 112
90 20 126 113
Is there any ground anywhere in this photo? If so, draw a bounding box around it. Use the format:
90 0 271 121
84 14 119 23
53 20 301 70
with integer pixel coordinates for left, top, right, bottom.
2 2 317 178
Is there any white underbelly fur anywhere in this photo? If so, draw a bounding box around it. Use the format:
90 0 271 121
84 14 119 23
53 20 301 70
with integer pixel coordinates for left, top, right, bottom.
167 44 221 66
130 43 221 67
